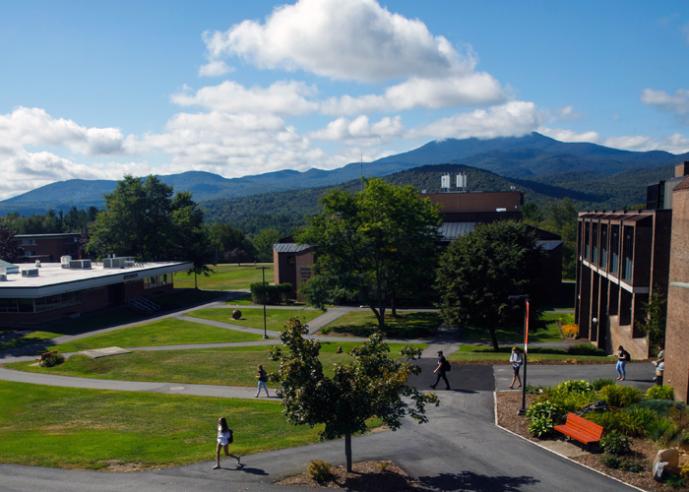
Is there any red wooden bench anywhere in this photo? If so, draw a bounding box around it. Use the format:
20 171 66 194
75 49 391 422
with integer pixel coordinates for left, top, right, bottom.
553 412 604 445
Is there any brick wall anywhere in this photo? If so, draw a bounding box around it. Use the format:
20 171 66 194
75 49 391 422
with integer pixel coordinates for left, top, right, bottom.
664 182 689 401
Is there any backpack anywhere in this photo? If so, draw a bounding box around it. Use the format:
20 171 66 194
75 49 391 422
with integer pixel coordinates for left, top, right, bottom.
227 429 234 444
624 351 631 362
442 359 452 372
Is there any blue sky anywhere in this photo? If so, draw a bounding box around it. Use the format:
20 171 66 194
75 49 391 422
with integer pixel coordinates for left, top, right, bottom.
1 0 689 199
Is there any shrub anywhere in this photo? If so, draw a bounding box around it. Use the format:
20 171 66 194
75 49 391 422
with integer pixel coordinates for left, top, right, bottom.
526 400 564 437
680 462 689 480
561 323 579 339
39 351 64 367
250 283 292 305
400 345 422 360
647 417 679 443
592 378 615 391
600 431 631 455
307 460 334 484
588 409 651 438
646 385 674 401
620 457 645 473
547 380 596 412
599 384 643 408
567 344 606 356
602 454 621 469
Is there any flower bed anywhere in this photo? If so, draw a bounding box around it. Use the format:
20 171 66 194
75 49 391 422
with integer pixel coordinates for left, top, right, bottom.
496 381 689 491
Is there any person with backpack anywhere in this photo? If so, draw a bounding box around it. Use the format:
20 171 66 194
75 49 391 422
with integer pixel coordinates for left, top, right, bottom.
615 345 631 381
430 350 451 390
256 364 270 398
509 346 523 389
213 417 241 470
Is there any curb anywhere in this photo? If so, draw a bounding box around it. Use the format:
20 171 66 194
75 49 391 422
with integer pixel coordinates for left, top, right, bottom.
492 391 648 492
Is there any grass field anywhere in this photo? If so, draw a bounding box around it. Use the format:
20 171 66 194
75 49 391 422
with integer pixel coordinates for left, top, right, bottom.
53 318 263 353
0 380 323 469
458 309 573 344
174 263 274 291
320 310 442 338
187 307 322 331
8 342 427 387
448 344 613 364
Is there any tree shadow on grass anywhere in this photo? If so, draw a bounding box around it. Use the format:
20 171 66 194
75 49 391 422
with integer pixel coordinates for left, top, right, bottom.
417 471 539 491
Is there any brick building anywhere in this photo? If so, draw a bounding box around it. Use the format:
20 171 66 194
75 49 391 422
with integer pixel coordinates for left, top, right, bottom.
14 233 82 262
575 162 689 359
662 168 689 401
272 243 315 299
0 259 190 328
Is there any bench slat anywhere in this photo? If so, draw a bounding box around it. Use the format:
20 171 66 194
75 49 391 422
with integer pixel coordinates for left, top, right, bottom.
554 412 603 444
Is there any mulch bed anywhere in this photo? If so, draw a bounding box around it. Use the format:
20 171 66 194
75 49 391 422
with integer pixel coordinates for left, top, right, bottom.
277 460 424 491
496 391 688 491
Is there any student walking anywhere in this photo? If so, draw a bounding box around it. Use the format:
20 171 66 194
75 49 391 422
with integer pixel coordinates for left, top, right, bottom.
213 417 241 470
430 350 451 390
256 364 270 398
653 350 665 385
509 346 523 389
616 345 630 381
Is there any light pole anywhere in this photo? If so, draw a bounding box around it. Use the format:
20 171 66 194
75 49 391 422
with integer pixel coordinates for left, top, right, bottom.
257 266 268 339
508 294 530 416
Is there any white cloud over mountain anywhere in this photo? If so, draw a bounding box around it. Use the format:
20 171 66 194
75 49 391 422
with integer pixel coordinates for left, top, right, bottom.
202 0 470 83
642 88 689 120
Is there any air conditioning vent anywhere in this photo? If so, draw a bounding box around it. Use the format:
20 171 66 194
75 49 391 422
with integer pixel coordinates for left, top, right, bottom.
21 268 39 277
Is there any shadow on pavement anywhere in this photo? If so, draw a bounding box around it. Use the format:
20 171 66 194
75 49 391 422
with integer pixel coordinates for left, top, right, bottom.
418 471 539 491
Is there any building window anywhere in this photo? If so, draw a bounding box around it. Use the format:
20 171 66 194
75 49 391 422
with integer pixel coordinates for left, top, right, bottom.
611 225 619 274
622 226 634 282
600 224 608 269
584 223 590 259
0 298 34 313
34 292 80 313
144 275 172 289
20 238 36 246
592 223 598 264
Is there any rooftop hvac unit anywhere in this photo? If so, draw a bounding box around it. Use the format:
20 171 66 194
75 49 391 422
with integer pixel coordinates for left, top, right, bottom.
0 274 6 282
440 173 451 191
69 259 92 270
60 255 72 269
21 268 39 277
456 173 468 190
103 257 135 269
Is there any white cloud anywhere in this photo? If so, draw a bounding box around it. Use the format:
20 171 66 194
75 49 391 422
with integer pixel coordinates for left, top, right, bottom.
411 101 541 140
171 80 318 115
321 73 505 115
311 115 403 142
203 0 471 83
198 60 233 77
539 127 600 143
0 106 124 155
604 133 689 154
641 88 689 119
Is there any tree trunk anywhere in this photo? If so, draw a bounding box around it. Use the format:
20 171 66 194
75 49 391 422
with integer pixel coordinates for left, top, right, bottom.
489 326 499 351
391 292 398 317
344 433 352 473
194 271 198 290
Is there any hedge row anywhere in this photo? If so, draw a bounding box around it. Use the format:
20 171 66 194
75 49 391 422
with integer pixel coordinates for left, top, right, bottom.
250 282 292 305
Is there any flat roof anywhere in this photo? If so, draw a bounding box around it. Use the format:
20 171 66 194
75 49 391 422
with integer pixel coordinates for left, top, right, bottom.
0 261 190 299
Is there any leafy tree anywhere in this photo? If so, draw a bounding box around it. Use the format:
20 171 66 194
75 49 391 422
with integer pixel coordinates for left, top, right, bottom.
636 289 667 355
300 179 440 330
170 192 214 289
206 223 255 263
251 228 281 262
270 318 437 472
0 224 19 262
87 176 175 260
436 221 544 350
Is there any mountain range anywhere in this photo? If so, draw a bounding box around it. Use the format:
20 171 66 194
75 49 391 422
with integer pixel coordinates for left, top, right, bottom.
0 132 685 216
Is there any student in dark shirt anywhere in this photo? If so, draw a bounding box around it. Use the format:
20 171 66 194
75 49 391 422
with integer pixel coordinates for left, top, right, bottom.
615 345 630 381
430 351 451 390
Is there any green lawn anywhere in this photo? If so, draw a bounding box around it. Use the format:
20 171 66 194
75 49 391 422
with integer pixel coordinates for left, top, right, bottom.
448 344 614 364
188 307 322 331
174 263 274 291
7 342 426 387
54 318 263 353
0 380 323 469
458 309 572 344
320 310 442 338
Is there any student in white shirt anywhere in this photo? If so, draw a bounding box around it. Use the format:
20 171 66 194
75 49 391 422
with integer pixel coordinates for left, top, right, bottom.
509 346 523 389
213 417 241 470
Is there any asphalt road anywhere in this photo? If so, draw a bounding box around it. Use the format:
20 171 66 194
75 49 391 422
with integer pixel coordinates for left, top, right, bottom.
0 359 635 492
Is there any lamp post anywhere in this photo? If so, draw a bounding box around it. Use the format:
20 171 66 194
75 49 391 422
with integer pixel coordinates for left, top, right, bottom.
257 266 269 339
508 294 530 415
